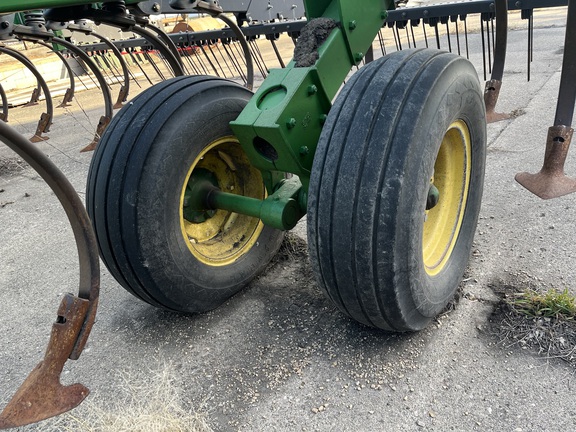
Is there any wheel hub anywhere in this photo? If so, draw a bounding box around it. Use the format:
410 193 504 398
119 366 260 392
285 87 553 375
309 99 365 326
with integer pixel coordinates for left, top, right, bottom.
183 168 218 224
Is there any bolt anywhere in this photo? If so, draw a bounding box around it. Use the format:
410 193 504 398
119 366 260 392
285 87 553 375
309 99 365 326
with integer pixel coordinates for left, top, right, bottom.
307 85 318 95
299 146 309 156
354 52 364 63
287 118 297 129
0 22 9 29
152 2 160 12
349 20 357 30
320 114 328 125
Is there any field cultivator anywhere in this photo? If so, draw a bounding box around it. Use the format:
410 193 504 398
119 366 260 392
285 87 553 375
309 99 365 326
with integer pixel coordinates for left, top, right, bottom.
1 0 575 428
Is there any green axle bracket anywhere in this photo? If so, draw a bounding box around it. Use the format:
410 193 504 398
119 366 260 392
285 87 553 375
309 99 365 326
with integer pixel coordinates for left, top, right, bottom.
229 0 392 229
207 177 305 231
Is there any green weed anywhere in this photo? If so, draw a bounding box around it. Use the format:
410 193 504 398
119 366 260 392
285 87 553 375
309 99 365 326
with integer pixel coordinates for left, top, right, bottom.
507 288 576 320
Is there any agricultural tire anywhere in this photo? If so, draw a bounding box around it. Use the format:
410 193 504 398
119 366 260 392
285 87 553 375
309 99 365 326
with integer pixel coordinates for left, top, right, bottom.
307 49 487 331
87 76 284 313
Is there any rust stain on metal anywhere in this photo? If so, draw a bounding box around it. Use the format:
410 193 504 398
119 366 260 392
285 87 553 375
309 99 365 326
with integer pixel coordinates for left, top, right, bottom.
0 294 94 429
515 125 576 199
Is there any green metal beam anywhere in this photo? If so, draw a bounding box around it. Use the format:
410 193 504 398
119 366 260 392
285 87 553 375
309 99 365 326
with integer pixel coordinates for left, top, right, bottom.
0 1 140 14
231 0 391 192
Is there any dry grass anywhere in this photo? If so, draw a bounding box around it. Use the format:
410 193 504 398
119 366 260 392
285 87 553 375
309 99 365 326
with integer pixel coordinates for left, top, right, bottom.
270 232 309 264
41 365 213 432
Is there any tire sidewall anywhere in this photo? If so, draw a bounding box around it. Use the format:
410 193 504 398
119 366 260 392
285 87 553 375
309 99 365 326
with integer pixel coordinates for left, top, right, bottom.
393 60 486 321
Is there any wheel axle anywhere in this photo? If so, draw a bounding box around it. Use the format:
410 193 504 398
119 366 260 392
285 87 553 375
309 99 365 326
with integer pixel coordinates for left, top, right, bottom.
205 177 305 231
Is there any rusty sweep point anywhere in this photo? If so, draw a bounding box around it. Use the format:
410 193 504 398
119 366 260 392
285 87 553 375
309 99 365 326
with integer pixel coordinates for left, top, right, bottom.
0 365 89 429
484 79 511 123
80 115 110 153
515 125 576 199
30 113 52 143
0 294 91 429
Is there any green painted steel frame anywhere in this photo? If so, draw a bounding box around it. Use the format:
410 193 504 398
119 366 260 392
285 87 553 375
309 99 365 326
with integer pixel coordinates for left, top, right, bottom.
0 0 139 14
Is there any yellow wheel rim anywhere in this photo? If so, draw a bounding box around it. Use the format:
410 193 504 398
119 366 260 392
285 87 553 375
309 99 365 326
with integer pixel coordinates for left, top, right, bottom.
422 120 472 276
180 136 265 266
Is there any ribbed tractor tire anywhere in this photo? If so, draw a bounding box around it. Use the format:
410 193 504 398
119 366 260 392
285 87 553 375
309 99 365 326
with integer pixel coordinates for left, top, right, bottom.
87 76 284 313
307 49 487 331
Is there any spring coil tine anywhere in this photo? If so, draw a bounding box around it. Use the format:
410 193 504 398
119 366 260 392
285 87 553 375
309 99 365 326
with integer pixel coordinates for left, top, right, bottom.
130 25 184 76
246 38 265 76
270 38 285 68
144 49 166 81
215 41 234 76
452 16 461 56
198 43 220 76
445 19 452 52
487 14 492 74
248 40 267 77
405 25 411 49
377 30 387 56
143 21 185 71
410 21 417 48
195 45 210 75
128 50 154 86
224 41 247 82
208 42 227 78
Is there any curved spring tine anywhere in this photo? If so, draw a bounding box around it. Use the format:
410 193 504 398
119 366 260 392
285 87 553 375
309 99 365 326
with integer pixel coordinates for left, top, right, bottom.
0 120 99 429
130 25 185 76
36 41 76 108
138 21 186 72
48 36 113 152
0 46 53 142
91 31 131 108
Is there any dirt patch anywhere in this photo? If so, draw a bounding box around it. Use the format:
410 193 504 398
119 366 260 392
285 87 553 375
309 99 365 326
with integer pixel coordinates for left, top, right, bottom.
487 282 576 366
293 18 338 67
0 157 27 177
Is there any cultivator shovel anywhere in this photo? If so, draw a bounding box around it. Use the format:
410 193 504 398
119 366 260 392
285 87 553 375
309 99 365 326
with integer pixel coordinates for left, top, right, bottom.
516 0 576 199
0 120 100 428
